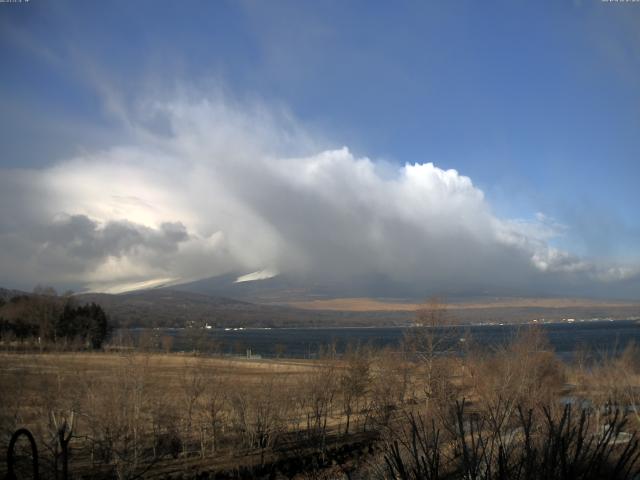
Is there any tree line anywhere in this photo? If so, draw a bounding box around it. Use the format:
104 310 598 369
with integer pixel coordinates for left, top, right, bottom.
0 287 110 349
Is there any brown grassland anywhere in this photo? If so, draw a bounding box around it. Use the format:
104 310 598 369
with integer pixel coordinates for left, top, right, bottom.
288 296 640 312
3 325 640 479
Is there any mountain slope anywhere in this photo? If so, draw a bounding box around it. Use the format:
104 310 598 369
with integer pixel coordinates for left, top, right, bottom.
76 289 411 328
167 272 425 303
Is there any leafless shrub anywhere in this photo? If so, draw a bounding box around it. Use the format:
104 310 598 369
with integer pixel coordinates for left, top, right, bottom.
339 344 372 435
384 399 640 480
228 373 289 465
466 326 566 431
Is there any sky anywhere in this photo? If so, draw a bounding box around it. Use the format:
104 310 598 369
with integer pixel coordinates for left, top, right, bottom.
1 0 639 298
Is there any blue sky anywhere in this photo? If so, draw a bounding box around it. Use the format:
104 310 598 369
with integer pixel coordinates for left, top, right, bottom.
1 1 639 296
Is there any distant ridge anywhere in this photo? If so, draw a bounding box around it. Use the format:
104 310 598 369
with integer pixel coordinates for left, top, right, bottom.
74 287 640 328
74 288 411 329
2 281 638 329
0 287 28 301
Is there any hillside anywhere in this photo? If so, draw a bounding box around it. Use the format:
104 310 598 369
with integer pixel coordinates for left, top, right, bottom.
0 287 28 302
2 284 638 329
75 289 411 328
166 272 424 303
74 289 640 329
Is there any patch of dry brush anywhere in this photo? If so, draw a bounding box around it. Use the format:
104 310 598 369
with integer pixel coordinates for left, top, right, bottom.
2 329 640 479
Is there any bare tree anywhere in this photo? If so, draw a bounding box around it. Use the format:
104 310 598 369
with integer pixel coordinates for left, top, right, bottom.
304 359 338 457
339 344 371 435
404 296 458 411
466 326 565 434
179 359 206 456
370 347 415 428
200 371 228 456
83 353 152 479
161 335 174 353
228 373 288 465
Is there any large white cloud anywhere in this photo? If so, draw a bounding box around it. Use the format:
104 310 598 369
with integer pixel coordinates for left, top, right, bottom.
0 92 637 296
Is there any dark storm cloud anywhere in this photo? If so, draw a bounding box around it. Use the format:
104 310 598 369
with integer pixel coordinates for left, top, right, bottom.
43 215 188 261
0 92 637 297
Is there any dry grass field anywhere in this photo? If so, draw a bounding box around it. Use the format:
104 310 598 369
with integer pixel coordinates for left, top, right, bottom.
288 296 640 312
0 350 390 478
3 329 640 479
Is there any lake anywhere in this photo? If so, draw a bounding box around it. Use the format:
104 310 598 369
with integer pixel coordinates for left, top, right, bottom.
124 319 640 359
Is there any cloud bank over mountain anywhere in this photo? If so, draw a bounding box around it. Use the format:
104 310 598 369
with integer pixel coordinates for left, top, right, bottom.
0 91 637 297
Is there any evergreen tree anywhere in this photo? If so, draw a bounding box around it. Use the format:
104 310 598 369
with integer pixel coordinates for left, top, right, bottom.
56 302 111 349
